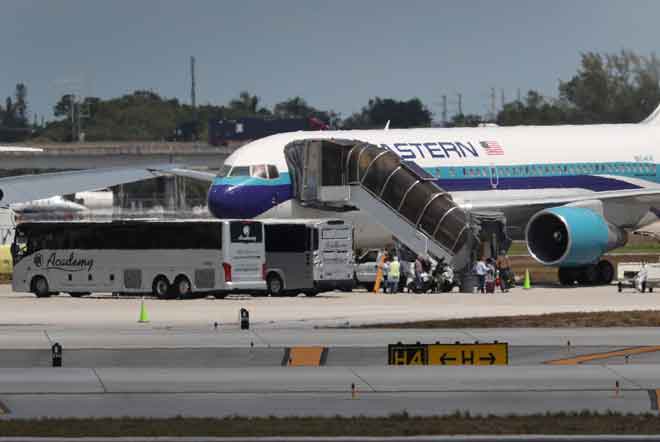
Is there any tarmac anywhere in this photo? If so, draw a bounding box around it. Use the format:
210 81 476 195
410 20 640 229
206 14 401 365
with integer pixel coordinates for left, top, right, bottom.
0 284 660 418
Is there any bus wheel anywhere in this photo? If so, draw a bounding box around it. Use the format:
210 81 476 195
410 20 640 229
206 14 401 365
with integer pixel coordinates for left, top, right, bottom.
173 276 192 298
267 273 284 296
69 292 90 298
152 276 171 299
31 276 51 298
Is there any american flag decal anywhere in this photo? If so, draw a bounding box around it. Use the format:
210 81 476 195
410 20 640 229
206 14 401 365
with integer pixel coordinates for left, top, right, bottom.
480 140 504 155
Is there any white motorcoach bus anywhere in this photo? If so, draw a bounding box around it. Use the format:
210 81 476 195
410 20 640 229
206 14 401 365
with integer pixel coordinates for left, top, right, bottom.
263 219 354 296
11 219 266 298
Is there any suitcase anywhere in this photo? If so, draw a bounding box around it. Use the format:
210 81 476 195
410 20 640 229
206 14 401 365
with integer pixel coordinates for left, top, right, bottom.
485 279 495 293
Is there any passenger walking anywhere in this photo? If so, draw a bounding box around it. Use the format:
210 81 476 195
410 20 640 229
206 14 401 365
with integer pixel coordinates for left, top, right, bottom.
414 256 423 287
485 258 496 293
388 256 401 294
496 252 511 292
473 257 488 293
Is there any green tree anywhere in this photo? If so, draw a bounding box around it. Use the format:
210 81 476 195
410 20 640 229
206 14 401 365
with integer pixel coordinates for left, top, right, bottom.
497 90 568 126
559 50 660 123
14 83 27 126
449 113 484 127
343 97 432 129
225 91 270 118
273 96 340 127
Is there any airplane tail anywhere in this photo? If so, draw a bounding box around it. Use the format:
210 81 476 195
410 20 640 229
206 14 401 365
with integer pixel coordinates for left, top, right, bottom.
642 103 660 125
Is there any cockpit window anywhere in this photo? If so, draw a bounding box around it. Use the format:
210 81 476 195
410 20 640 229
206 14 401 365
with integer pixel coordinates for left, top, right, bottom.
217 165 231 178
267 165 279 179
251 165 267 178
228 166 250 177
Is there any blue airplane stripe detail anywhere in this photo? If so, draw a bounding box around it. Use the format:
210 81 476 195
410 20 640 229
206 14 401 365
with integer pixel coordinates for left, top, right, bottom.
211 171 642 192
212 175 291 186
438 175 642 192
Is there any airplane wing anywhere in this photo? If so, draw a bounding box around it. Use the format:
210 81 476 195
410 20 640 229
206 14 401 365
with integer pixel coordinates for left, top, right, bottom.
465 187 660 210
0 164 178 205
164 168 217 182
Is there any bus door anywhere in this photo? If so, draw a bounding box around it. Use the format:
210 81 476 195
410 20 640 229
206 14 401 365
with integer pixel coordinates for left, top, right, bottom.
317 223 353 281
226 221 265 284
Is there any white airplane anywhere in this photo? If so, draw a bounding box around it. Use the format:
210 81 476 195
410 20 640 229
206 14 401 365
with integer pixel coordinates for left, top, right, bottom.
10 189 113 216
180 102 660 286
0 146 42 152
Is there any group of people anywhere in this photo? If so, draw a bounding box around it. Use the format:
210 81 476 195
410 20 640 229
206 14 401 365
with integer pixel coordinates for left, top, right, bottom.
377 249 513 294
380 251 436 294
473 253 512 293
380 252 402 293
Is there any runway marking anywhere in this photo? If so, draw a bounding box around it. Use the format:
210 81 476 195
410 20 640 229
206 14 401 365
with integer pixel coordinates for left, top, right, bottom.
283 346 328 366
545 346 660 365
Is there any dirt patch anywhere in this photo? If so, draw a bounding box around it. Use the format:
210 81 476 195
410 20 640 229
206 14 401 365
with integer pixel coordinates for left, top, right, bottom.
2 412 660 436
358 310 660 328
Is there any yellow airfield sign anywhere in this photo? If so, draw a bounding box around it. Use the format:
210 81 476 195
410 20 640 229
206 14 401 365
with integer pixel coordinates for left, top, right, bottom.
427 343 508 366
388 342 508 366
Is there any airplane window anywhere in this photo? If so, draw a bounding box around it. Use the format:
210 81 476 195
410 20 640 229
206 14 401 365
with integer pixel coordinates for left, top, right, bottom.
462 168 467 176
228 166 250 177
449 168 456 177
216 165 231 178
251 165 267 178
267 165 279 179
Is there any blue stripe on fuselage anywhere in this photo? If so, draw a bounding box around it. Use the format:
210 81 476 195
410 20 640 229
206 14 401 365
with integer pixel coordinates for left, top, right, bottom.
208 163 655 219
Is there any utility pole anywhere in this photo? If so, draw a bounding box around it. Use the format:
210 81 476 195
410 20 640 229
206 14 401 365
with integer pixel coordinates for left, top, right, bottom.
457 93 463 116
490 87 496 121
500 89 505 110
70 94 77 142
190 56 197 120
441 95 447 126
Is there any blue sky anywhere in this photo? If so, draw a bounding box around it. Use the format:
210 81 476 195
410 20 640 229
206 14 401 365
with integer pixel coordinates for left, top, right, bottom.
2 0 659 122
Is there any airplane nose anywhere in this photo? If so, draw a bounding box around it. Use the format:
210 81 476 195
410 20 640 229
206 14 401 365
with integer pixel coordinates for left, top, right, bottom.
208 182 271 219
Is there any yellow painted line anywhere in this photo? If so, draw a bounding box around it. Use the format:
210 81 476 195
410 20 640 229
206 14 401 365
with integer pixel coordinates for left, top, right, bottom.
288 346 324 366
545 345 660 365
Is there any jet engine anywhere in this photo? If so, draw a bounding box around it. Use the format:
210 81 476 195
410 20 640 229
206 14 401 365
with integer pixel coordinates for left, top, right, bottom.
525 206 626 267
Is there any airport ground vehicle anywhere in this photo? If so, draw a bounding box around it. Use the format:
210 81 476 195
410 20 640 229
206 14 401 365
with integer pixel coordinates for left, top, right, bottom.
11 219 266 298
263 219 354 296
617 262 643 292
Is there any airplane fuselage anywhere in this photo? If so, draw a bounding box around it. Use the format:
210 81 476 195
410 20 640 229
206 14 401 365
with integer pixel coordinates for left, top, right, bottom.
207 123 660 249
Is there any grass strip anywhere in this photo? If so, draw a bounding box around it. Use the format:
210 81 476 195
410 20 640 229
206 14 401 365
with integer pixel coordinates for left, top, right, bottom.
358 310 660 328
4 412 660 437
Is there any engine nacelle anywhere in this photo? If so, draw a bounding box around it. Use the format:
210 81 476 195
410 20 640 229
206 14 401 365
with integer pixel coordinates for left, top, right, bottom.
525 207 626 267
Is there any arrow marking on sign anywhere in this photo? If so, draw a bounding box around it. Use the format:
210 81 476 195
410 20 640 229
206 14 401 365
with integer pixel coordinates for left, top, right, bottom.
440 353 457 364
480 352 496 365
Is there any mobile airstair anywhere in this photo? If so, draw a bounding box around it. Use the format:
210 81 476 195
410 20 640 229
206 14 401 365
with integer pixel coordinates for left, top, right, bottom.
284 139 477 270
